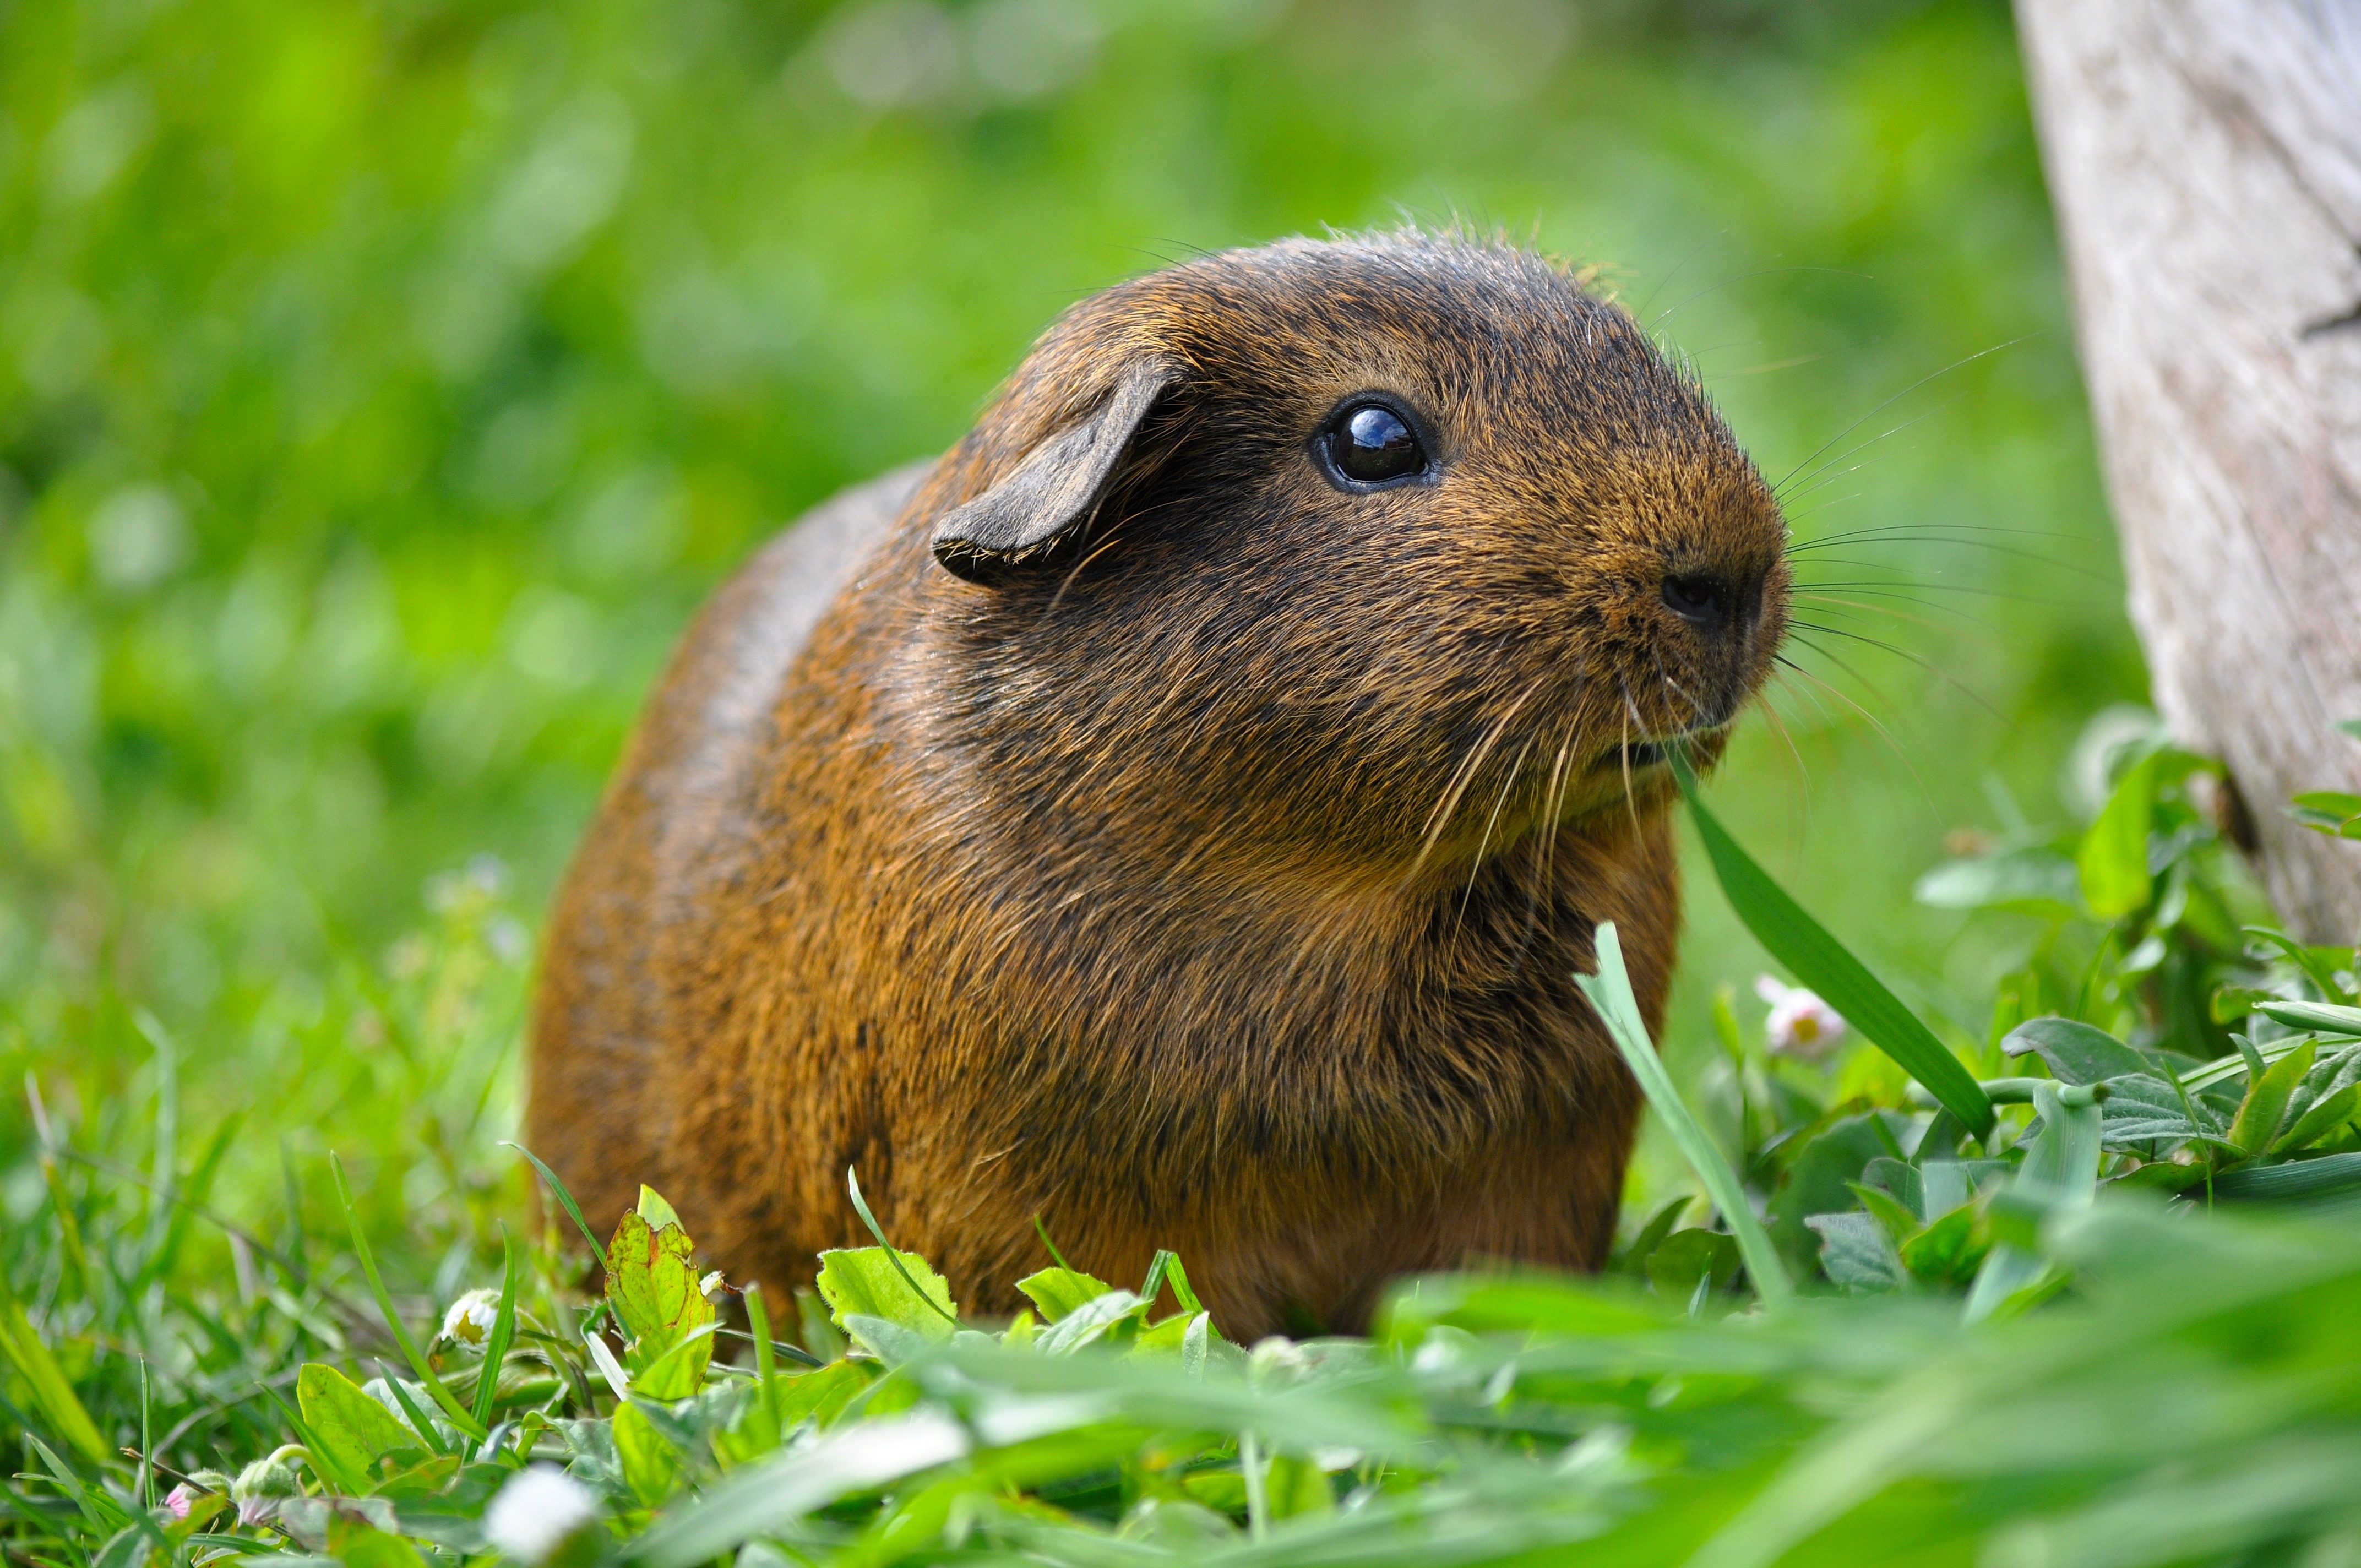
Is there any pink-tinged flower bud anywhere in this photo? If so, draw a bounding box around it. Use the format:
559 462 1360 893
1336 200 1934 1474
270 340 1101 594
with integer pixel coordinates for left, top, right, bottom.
1754 976 1848 1059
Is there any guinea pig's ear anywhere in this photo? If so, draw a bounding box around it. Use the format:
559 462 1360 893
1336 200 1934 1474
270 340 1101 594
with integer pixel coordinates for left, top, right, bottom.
931 360 1180 585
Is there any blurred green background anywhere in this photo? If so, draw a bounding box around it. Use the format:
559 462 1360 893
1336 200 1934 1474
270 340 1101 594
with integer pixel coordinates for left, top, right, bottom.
0 0 2144 1226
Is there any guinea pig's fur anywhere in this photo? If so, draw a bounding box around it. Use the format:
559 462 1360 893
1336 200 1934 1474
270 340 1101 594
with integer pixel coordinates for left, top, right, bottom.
529 232 1789 1337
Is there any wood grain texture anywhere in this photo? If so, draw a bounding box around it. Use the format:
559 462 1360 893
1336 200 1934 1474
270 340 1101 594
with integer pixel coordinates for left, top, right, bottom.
2015 0 2361 939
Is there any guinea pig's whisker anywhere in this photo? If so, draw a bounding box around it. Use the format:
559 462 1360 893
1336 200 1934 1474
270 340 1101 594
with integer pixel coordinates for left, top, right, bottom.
1776 396 1968 505
1528 723 1577 929
1616 680 1647 838
1411 679 1544 876
1788 520 2080 547
1756 685 1816 818
1787 527 2114 584
1771 656 1846 733
1453 739 1534 944
1794 591 1985 638
1788 620 2004 718
1770 335 2031 497
1646 646 1714 735
1793 568 2061 601
1775 645 1936 804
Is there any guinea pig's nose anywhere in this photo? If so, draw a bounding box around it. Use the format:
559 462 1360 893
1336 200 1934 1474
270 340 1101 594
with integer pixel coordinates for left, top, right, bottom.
1660 568 1754 635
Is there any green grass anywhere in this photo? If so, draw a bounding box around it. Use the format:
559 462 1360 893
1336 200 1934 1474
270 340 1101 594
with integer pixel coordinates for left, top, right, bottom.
8 722 2361 1565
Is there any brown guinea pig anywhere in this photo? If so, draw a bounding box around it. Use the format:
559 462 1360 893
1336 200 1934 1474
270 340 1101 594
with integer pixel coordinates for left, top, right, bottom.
527 231 1789 1338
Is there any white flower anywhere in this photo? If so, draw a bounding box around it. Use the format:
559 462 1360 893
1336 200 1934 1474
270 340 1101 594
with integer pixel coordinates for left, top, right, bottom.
1755 976 1847 1059
699 1269 727 1300
483 1465 599 1565
440 1288 501 1347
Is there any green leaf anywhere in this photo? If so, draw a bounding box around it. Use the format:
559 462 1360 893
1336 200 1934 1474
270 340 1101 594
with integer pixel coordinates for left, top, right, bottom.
1673 752 1994 1134
1645 1229 1741 1303
1034 1289 1150 1354
1576 920 1793 1308
614 1400 684 1506
2000 1017 2150 1085
1897 1202 1990 1286
1805 1213 1903 1293
2288 791 2361 838
1265 1455 1336 1520
606 1211 717 1400
297 1364 420 1483
775 1361 870 1429
635 1185 683 1230
1918 1159 2010 1217
1015 1267 1117 1322
2239 927 2357 1005
2205 1152 2361 1203
2229 1039 2315 1156
328 1523 428 1568
814 1248 958 1353
1843 1183 1922 1248
1858 1157 1920 1218
1912 845 2081 915
2091 1074 2220 1149
2256 999 2361 1036
1766 1114 1901 1273
2077 749 2157 917
1614 1195 1693 1274
2275 1082 2360 1155
1965 1083 2103 1322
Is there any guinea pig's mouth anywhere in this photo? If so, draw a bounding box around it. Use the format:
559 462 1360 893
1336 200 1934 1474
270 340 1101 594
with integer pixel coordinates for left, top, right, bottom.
1596 727 1724 774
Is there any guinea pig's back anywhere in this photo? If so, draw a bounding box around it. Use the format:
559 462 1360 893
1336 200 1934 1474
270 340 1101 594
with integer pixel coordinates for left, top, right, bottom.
526 460 931 1224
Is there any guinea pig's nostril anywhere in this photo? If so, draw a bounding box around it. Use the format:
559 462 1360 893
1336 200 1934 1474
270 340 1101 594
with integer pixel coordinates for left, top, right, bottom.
1661 570 1732 630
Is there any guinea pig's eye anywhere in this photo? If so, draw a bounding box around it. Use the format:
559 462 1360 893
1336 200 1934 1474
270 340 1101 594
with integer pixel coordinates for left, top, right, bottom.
1321 401 1428 487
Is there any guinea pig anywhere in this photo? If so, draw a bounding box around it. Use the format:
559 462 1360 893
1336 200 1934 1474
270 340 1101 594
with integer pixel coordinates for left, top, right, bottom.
527 231 1789 1338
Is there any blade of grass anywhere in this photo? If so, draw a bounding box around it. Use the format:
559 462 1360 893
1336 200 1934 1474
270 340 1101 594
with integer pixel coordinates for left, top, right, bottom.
1031 1215 1075 1273
744 1284 782 1447
1673 749 1995 1135
1577 922 1794 1309
846 1168 960 1326
0 1255 110 1463
325 1152 488 1440
471 1226 523 1430
1139 1250 1174 1308
138 1359 153 1513
503 1142 610 1273
373 1360 450 1453
28 1435 130 1534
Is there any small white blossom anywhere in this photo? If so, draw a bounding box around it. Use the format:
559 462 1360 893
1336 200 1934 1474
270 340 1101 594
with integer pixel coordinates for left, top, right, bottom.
699 1269 727 1300
1755 976 1847 1059
440 1288 501 1347
483 1464 599 1565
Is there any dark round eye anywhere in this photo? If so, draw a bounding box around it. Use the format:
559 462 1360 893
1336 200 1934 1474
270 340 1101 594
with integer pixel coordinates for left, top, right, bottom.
1325 402 1426 485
